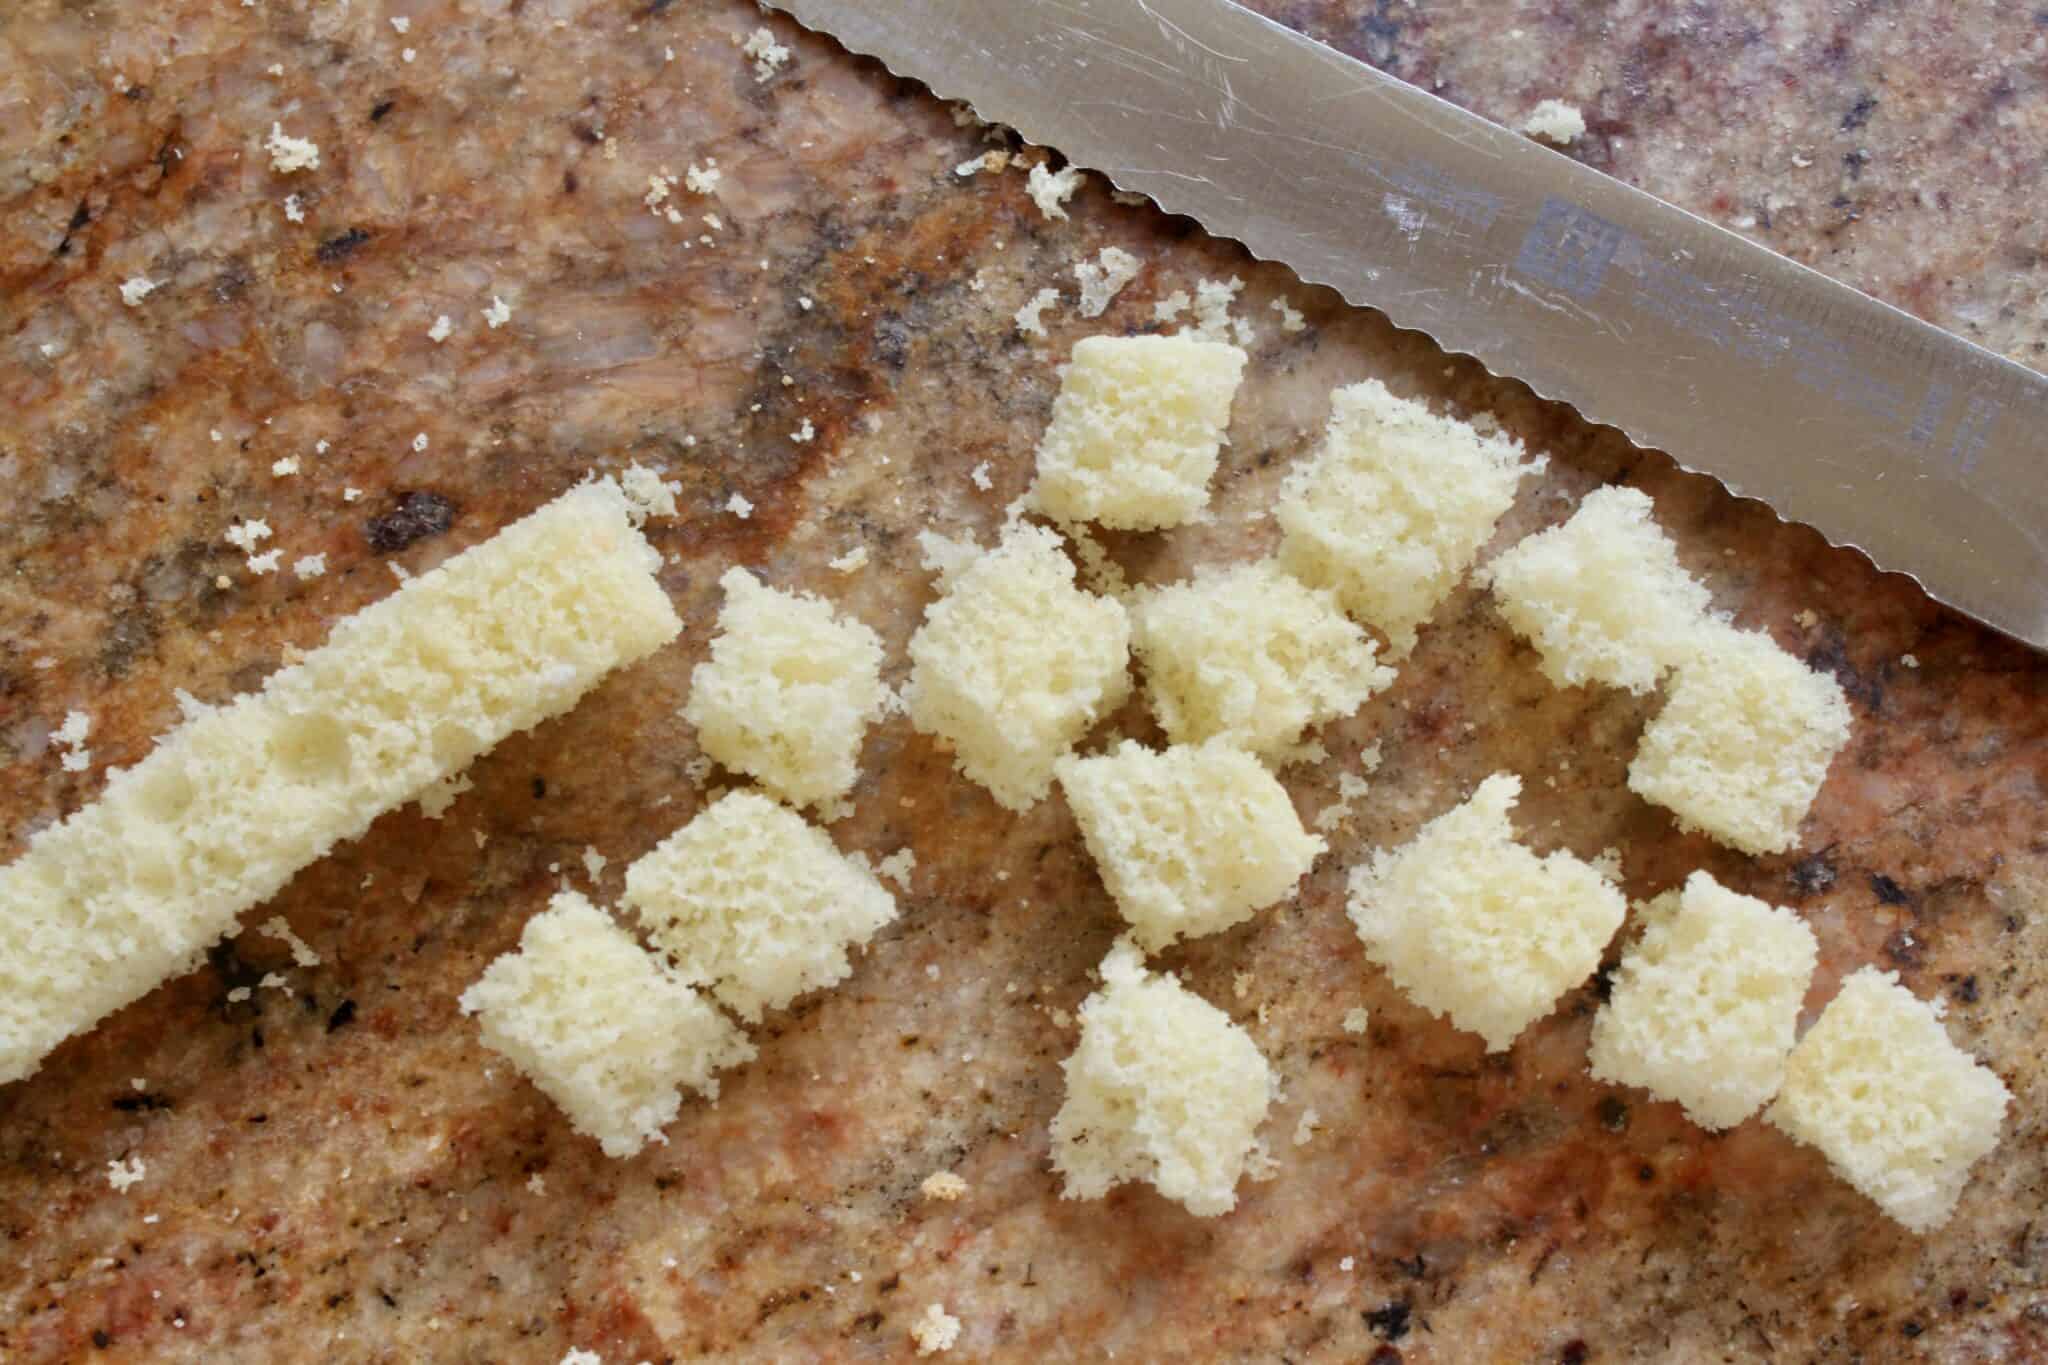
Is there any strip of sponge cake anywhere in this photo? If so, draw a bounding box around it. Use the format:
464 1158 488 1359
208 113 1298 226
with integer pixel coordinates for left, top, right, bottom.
0 478 681 1084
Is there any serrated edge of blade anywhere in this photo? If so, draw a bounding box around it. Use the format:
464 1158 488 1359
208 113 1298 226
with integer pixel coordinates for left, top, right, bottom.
762 0 2040 652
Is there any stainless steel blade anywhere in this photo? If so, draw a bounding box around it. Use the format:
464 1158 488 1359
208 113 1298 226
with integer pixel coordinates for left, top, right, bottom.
765 0 2048 650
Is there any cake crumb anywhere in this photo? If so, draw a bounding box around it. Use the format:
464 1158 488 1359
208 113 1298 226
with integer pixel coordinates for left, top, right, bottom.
969 462 993 492
1014 287 1060 338
685 161 721 194
259 915 322 967
428 315 453 343
264 122 321 173
483 296 513 329
224 519 272 553
107 1157 147 1192
1027 162 1085 221
1901 653 1920 669
919 1170 967 1202
118 276 159 307
875 848 917 892
829 546 869 573
1270 297 1307 332
1522 99 1587 145
271 456 300 477
528 1172 547 1195
1342 1007 1369 1035
293 554 327 579
1292 1107 1322 1146
726 492 753 520
741 26 792 82
1152 290 1190 324
910 1303 961 1356
1073 246 1143 318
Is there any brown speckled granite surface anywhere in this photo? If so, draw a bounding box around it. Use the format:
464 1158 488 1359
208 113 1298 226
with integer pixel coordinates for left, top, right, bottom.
2 1 2046 1360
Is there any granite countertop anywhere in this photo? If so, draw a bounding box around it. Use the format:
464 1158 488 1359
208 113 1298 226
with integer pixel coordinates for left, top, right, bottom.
2 0 2045 1360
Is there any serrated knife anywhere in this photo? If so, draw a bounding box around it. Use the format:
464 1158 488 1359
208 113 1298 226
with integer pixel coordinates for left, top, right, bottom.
764 0 2048 651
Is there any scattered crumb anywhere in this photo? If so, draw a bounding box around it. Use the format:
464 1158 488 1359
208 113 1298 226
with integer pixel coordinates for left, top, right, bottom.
1073 245 1143 319
1270 297 1307 333
107 1158 147 1192
259 915 322 968
1293 1107 1322 1146
293 554 327 579
1232 971 1253 1002
1152 290 1190 324
954 150 1009 177
910 1303 961 1356
620 462 682 525
412 432 429 452
61 749 91 773
726 492 754 519
1522 99 1587 146
685 161 721 194
271 456 300 477
1342 1007 1370 1035
343 487 363 502
264 122 321 174
528 1172 548 1195
1795 609 1819 629
969 462 993 492
258 972 288 992
483 296 513 329
875 848 917 892
1314 769 1375 833
390 15 410 32
741 26 792 82
798 296 814 311
417 773 473 819
582 846 609 883
54 710 91 749
1186 276 1245 344
1027 162 1085 221
920 1170 968 1202
428 315 453 342
401 47 415 62
791 418 816 444
559 1351 601 1365
224 519 272 553
246 550 282 575
1340 1255 1356 1272
1014 287 1061 338
1901 653 1920 669
829 546 869 573
118 276 158 307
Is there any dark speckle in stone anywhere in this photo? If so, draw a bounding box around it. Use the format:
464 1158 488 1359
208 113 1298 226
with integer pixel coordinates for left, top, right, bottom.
365 491 457 554
1805 634 1882 710
98 605 159 680
316 227 373 265
1789 850 1838 899
872 313 910 369
1364 1300 1412 1341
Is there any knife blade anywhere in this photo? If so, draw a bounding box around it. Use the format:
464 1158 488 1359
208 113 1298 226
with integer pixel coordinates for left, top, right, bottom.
763 0 2048 651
